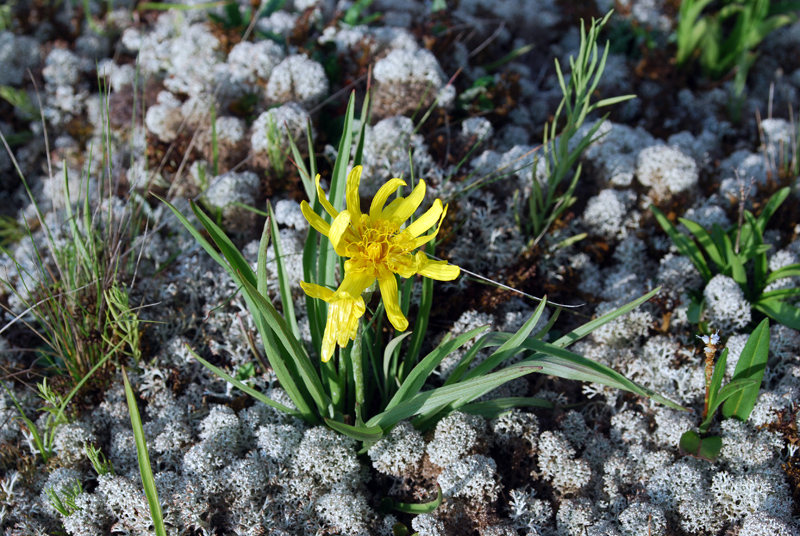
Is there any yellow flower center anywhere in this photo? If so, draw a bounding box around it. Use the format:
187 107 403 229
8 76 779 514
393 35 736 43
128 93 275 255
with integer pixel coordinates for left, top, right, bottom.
345 217 415 276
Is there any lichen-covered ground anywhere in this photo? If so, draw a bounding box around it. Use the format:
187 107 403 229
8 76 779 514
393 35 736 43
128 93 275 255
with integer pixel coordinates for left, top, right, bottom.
1 0 800 535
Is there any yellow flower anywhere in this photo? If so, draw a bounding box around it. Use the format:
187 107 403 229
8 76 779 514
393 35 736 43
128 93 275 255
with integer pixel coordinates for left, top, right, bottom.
300 166 460 362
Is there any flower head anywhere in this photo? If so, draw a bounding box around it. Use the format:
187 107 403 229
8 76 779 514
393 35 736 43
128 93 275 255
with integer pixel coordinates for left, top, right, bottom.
301 166 459 361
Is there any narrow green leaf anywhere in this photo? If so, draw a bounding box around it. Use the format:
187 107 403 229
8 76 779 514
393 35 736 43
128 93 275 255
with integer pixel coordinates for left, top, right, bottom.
186 346 301 417
756 187 790 234
121 369 166 536
384 332 413 391
754 299 800 330
722 318 770 421
705 348 728 412
652 206 712 281
401 246 434 380
461 297 548 382
460 397 554 418
238 276 331 414
384 325 490 413
268 202 300 339
679 217 725 268
723 233 748 294
699 378 757 433
553 288 661 348
679 431 722 461
521 339 685 410
158 195 316 421
380 486 443 514
190 200 257 288
324 418 383 442
758 288 800 301
765 263 800 285
368 364 542 430
443 332 507 388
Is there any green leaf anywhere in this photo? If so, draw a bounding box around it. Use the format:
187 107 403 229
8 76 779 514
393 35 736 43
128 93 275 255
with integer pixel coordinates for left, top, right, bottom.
238 276 331 415
324 418 383 442
756 187 790 234
380 486 443 514
722 318 770 421
650 205 711 281
368 363 542 430
553 287 661 348
687 297 704 324
157 195 318 422
705 348 728 413
268 202 300 339
520 339 685 410
699 377 757 433
679 431 722 461
723 233 748 293
460 397 554 418
765 263 800 285
460 297 548 383
186 346 301 416
758 288 800 301
678 217 725 269
384 325 490 413
401 250 434 380
383 332 413 391
754 299 800 330
121 369 166 536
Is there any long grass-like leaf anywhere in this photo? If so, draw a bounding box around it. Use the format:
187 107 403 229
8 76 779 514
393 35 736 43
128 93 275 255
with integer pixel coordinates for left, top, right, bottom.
186 346 301 416
461 297 548 382
652 206 712 281
268 202 300 339
121 369 166 536
722 318 770 420
460 397 554 418
552 288 660 348
520 339 685 410
324 418 383 441
383 325 490 413
368 363 542 429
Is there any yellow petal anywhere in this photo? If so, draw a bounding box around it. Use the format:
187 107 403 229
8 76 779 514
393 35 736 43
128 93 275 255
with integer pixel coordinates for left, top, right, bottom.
338 270 375 298
388 180 426 225
404 199 443 238
378 270 408 331
346 166 363 221
380 197 406 221
300 200 331 237
315 174 339 220
329 210 352 255
300 281 335 302
369 178 406 219
416 251 460 281
413 202 449 248
321 313 337 362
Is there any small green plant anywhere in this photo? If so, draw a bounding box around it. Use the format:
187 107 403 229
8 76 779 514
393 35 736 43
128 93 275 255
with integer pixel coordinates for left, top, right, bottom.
85 443 114 476
522 10 635 247
679 319 770 461
161 91 682 448
45 478 83 517
0 82 143 385
342 0 381 26
675 0 800 95
652 187 800 330
1 371 107 463
0 86 37 119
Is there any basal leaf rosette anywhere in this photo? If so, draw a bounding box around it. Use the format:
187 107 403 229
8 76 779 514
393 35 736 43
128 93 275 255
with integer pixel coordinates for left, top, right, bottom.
301 166 460 362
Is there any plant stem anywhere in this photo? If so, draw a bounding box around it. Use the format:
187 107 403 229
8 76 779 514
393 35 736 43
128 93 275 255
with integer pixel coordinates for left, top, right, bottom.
352 321 365 421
